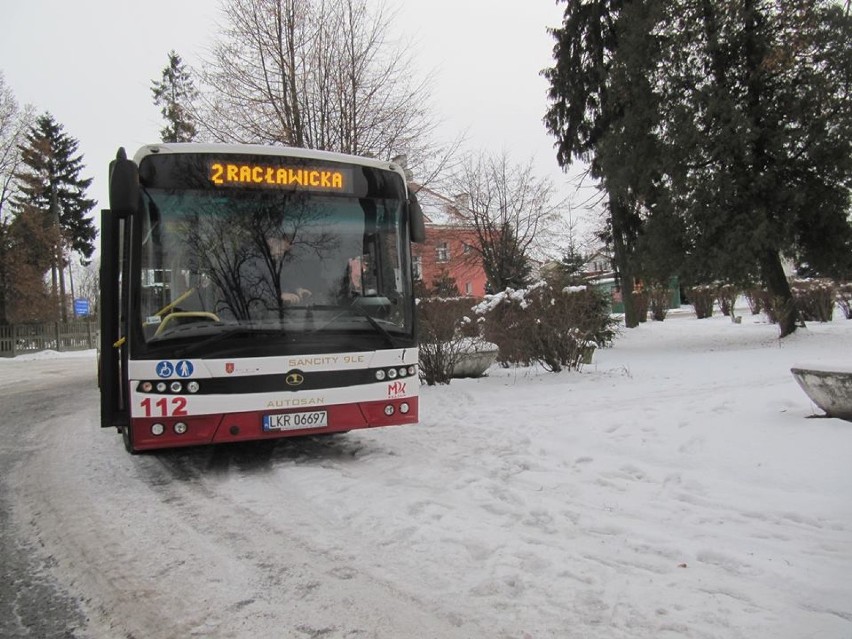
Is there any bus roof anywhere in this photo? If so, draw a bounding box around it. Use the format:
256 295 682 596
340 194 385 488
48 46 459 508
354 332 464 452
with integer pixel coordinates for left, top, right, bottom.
131 143 408 182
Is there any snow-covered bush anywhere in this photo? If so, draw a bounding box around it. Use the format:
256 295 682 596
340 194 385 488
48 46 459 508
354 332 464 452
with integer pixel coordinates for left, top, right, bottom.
836 282 852 320
716 284 739 317
416 297 488 385
647 285 672 321
791 278 835 322
745 287 766 315
688 285 716 319
473 282 616 373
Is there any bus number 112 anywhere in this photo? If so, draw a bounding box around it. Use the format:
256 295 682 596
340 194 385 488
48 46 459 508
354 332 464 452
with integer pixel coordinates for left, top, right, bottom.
140 397 188 417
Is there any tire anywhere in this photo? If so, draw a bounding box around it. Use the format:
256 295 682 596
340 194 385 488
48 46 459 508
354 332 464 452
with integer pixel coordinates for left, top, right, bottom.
121 423 137 455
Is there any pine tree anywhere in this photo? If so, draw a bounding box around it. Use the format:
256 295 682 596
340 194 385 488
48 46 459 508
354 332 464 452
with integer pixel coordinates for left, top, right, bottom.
543 0 663 327
5 204 57 322
431 270 459 297
558 247 587 286
152 51 198 143
13 113 96 321
656 0 852 335
545 0 852 337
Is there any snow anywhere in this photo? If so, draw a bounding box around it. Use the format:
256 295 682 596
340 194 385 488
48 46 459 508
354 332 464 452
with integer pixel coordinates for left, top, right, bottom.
0 348 98 361
7 307 852 637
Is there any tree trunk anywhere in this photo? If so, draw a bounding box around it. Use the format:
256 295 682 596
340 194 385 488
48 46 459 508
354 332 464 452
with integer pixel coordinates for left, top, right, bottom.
610 197 639 328
760 248 797 337
58 260 68 323
50 258 59 322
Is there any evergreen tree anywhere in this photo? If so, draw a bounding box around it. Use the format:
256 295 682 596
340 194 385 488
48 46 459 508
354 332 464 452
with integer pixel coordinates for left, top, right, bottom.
431 270 459 297
152 50 198 143
483 224 534 292
545 0 852 337
656 0 852 335
5 204 57 322
558 245 587 286
13 113 96 321
543 0 663 327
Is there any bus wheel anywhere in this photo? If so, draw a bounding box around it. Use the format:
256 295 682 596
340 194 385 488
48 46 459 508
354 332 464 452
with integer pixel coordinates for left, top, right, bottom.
121 424 137 455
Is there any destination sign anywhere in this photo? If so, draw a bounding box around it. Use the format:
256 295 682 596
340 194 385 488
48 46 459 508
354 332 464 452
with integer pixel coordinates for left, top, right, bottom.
209 161 352 192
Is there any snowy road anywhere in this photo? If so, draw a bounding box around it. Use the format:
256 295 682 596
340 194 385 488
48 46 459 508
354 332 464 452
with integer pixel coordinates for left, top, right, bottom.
2 313 852 638
1 359 473 638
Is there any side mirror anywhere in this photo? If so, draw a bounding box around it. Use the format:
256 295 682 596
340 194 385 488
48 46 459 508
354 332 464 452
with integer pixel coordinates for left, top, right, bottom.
108 147 140 215
408 190 426 243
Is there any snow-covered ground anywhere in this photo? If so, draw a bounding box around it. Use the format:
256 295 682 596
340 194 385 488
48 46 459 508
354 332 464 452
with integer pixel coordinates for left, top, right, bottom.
5 307 852 638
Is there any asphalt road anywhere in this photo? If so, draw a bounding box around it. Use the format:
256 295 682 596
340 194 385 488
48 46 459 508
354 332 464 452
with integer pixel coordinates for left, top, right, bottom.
0 359 92 638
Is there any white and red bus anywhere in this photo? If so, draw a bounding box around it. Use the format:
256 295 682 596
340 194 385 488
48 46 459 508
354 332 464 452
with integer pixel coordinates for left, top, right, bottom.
100 143 425 453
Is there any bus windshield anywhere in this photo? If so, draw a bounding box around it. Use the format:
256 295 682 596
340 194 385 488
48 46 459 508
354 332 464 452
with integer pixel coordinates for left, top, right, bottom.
136 187 414 353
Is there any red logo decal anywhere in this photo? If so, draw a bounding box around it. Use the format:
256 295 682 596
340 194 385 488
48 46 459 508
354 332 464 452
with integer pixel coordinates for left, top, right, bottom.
387 381 407 398
225 362 235 374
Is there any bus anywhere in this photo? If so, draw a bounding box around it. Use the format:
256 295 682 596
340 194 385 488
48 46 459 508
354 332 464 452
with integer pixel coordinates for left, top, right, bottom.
100 143 426 453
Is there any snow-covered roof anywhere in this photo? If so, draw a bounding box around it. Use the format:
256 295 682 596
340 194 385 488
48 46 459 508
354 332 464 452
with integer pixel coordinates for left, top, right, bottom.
411 183 471 227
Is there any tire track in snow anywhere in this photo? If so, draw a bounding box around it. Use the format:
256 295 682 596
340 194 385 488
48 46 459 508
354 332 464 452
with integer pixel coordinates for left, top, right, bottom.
7 359 473 638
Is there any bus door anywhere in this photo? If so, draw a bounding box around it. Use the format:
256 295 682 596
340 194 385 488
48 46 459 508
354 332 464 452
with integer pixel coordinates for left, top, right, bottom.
99 149 138 430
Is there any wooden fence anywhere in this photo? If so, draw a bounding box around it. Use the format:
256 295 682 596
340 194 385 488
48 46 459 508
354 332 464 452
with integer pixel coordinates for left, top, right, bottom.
0 321 98 358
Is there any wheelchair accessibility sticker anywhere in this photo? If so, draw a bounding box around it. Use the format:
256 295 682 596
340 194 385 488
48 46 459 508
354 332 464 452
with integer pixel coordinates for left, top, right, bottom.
156 360 195 378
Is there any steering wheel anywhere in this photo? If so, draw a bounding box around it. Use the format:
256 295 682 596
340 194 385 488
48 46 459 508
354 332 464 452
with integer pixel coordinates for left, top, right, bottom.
145 288 220 337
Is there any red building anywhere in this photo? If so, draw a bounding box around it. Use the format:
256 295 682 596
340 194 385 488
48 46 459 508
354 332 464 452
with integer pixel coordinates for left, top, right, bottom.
411 185 489 298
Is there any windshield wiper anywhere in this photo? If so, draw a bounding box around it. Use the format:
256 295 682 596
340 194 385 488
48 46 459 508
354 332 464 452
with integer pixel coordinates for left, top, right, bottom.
172 326 285 358
312 303 401 349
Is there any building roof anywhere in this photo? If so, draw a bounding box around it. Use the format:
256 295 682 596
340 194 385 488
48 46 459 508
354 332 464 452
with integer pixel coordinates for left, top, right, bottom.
411 183 470 228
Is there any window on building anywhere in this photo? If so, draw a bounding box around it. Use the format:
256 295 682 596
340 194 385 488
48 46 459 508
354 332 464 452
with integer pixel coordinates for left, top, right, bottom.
412 256 422 280
465 281 473 295
436 242 450 263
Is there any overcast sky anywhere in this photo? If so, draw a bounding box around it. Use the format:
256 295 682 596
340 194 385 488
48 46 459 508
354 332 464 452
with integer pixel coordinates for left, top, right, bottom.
0 0 597 240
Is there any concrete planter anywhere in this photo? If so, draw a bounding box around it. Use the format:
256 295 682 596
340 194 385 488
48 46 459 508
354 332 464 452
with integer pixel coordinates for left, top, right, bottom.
791 365 852 421
452 341 499 378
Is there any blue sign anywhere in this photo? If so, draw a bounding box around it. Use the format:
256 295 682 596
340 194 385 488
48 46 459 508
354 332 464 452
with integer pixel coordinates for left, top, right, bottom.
156 361 175 378
73 298 90 317
175 360 195 378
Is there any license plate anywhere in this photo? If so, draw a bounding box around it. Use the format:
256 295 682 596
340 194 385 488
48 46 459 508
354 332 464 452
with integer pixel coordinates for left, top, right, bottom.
262 410 328 431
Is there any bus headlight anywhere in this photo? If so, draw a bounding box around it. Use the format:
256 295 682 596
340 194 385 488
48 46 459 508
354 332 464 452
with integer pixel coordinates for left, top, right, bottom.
384 405 395 416
170 381 183 393
187 381 200 393
174 422 188 435
151 423 165 436
387 368 397 379
399 402 410 414
375 370 386 381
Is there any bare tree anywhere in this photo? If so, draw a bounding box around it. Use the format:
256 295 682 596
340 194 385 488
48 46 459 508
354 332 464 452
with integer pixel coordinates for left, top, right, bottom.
447 150 566 293
196 0 452 179
0 73 34 324
0 72 34 221
72 258 100 318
